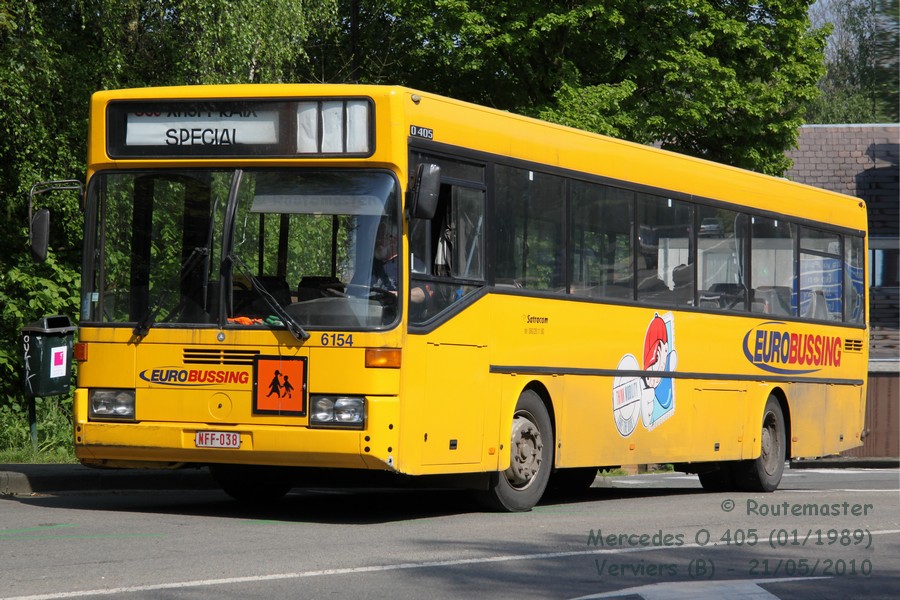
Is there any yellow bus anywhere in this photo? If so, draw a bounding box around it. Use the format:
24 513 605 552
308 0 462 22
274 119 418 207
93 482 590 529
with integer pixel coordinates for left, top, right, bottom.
31 84 869 511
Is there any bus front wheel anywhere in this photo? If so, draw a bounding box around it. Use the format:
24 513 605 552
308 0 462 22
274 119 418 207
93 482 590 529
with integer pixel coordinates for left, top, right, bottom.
735 396 786 492
477 390 553 512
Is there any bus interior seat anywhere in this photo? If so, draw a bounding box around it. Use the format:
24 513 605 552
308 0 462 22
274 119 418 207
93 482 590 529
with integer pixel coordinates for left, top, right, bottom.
671 264 692 305
805 290 830 320
233 276 292 317
296 276 343 302
256 276 292 306
180 280 219 324
493 278 523 289
594 284 632 300
702 282 746 310
755 286 792 316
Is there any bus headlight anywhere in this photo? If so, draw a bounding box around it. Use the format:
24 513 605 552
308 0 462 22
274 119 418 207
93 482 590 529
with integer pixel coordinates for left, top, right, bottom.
309 396 365 429
89 389 136 421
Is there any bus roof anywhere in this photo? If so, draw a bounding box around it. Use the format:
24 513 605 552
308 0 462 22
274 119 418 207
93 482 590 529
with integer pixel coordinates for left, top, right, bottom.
90 84 867 232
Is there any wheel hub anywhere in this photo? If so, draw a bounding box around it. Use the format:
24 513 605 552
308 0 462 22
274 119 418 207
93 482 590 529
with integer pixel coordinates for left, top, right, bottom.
761 414 779 475
505 414 543 488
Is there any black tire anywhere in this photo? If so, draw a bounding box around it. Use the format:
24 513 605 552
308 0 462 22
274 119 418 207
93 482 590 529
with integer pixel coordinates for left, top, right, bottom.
735 396 786 492
477 390 553 512
697 463 736 492
209 464 294 503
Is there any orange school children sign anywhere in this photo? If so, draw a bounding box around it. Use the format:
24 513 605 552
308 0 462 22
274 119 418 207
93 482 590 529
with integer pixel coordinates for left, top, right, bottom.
253 356 307 416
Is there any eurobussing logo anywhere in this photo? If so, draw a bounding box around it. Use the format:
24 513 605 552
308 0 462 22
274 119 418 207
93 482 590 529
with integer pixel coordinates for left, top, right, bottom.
743 321 842 375
139 367 249 386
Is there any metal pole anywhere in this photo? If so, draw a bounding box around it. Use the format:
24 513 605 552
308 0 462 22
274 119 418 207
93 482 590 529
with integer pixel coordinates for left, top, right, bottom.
28 396 38 452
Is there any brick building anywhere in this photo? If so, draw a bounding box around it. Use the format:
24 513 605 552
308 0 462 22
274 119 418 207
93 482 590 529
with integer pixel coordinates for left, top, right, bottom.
785 124 898 458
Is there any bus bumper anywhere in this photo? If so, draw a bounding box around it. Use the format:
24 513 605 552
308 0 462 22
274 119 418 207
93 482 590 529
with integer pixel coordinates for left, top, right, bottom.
74 395 400 472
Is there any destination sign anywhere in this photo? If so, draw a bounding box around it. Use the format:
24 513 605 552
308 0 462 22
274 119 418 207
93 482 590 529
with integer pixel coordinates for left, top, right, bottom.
106 98 374 158
125 109 279 147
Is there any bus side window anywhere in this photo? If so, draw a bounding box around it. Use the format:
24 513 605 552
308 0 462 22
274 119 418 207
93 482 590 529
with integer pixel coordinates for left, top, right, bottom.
435 185 484 280
845 235 865 323
636 193 692 305
494 165 565 291
569 181 633 300
799 226 843 321
697 208 747 311
750 217 797 317
409 162 486 325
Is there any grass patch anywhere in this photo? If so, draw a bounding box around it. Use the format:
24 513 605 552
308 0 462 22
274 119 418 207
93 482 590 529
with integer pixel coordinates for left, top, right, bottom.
0 447 77 464
599 467 627 477
0 395 76 464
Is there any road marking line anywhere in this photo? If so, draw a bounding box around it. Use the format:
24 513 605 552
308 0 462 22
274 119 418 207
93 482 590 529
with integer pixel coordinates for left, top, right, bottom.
0 524 77 536
5 529 900 600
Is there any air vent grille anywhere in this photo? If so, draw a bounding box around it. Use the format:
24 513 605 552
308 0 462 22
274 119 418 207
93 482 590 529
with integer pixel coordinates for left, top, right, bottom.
844 339 864 353
183 348 259 365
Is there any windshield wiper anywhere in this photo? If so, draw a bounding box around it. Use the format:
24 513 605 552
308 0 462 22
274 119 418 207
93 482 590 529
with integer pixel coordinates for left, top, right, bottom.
227 252 310 341
200 195 220 309
133 246 209 338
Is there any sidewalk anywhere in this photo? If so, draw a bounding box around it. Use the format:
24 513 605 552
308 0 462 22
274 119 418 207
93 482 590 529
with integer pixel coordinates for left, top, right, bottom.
0 463 216 496
789 456 900 470
2 458 897 496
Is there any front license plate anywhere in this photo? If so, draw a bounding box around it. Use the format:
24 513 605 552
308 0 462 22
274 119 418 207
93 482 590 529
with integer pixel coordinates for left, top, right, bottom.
195 431 241 449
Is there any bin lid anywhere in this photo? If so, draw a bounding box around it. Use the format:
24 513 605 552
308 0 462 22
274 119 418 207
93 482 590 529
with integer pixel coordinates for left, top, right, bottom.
21 315 76 334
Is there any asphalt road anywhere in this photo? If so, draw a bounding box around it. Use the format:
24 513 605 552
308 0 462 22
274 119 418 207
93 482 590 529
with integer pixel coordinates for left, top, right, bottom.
1 466 898 600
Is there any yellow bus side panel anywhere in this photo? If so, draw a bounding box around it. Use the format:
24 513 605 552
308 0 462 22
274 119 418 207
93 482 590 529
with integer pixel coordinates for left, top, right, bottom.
400 298 497 475
478 293 866 470
786 383 866 458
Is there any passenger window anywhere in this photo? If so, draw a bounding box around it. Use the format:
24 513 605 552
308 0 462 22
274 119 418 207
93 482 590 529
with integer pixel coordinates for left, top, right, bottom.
845 236 865 324
799 227 842 321
750 217 796 316
570 182 633 300
697 207 747 311
435 186 484 280
494 165 565 291
408 156 486 325
635 194 693 305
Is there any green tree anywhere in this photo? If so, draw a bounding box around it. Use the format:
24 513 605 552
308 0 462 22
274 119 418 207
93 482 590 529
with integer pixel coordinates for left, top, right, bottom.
304 1 828 175
0 0 335 453
807 0 899 123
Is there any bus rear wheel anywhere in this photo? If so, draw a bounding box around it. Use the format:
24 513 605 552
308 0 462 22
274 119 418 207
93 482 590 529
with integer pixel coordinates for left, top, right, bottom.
477 390 553 512
209 464 294 503
735 397 786 492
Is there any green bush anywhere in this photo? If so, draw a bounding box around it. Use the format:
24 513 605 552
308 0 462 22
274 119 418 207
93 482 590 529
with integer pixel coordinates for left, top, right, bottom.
0 393 75 462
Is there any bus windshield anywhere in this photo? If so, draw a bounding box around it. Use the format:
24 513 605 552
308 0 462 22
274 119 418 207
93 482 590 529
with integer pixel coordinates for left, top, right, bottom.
82 169 401 331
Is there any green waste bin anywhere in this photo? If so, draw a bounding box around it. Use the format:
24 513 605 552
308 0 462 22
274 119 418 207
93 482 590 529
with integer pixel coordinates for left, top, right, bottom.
22 315 76 397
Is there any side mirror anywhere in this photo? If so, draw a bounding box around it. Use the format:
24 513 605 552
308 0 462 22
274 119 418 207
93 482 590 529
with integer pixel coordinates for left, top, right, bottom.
27 179 83 262
30 208 50 262
409 163 441 220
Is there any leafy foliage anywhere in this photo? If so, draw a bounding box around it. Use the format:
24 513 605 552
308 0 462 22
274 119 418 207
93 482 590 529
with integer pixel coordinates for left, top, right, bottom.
0 0 335 455
305 1 829 175
807 0 899 123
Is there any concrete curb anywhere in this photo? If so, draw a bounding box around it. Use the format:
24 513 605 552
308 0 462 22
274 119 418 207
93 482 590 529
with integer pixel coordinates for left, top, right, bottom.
0 464 215 496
